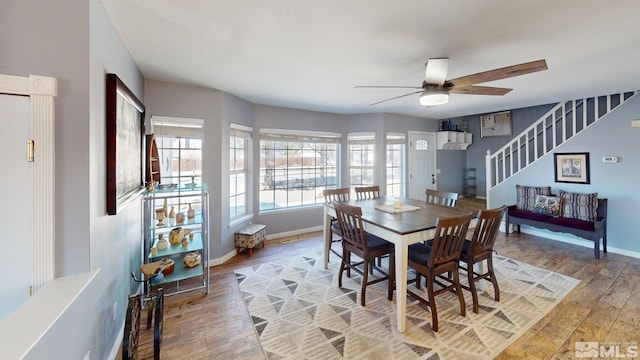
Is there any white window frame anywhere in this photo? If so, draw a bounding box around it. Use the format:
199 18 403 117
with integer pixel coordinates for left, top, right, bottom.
386 132 406 197
230 123 252 223
348 133 375 191
259 129 341 212
151 116 204 212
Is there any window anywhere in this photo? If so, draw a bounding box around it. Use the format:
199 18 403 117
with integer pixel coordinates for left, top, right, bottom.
386 133 405 196
349 133 375 190
230 124 252 220
152 116 204 210
259 129 340 211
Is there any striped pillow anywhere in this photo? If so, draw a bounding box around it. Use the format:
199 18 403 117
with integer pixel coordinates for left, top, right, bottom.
516 185 551 212
557 190 598 222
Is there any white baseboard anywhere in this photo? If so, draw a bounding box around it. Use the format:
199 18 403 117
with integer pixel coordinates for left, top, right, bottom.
503 223 640 259
208 226 324 266
108 322 124 360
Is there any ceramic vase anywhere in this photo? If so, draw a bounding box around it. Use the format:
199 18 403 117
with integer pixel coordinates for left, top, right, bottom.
157 234 168 251
187 203 195 222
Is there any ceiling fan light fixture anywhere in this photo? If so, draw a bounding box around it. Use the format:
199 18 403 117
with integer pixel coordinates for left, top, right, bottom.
419 88 449 106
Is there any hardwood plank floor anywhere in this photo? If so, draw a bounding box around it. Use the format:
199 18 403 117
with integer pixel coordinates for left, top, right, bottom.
119 230 640 359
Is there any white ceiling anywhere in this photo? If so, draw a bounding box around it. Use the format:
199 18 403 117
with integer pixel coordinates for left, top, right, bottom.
101 0 640 119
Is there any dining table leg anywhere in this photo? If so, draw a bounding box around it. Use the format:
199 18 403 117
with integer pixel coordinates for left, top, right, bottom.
394 240 408 332
323 207 331 269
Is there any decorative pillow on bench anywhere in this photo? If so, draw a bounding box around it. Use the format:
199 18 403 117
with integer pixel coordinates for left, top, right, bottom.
533 194 561 217
516 185 551 212
557 190 598 222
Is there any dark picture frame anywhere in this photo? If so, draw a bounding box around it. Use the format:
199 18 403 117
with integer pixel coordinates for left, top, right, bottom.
106 73 145 215
554 152 590 184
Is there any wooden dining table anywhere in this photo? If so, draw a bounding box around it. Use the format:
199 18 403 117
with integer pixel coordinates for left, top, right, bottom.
323 196 474 332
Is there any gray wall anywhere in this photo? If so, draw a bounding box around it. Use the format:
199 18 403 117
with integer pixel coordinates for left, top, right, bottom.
452 104 556 197
489 94 640 254
1 0 145 358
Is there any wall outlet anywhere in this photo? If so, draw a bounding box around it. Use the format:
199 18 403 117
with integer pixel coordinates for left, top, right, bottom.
602 156 618 163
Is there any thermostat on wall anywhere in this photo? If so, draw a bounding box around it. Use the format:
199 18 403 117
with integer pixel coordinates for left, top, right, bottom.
602 156 618 163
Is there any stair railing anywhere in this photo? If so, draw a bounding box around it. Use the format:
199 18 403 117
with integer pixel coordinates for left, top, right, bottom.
485 91 638 200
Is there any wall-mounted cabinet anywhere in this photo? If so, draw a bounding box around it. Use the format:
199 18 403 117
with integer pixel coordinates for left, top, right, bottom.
436 131 472 150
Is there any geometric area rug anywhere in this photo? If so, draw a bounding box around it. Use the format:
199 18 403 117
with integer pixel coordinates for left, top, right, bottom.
234 251 579 360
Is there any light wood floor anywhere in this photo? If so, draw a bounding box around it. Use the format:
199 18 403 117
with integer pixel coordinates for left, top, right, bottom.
120 229 640 359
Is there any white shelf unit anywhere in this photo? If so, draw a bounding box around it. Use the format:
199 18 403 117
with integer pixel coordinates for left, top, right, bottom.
436 131 472 150
142 184 210 296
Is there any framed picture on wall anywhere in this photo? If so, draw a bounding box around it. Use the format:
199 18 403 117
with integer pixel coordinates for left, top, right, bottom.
480 111 512 138
106 73 146 215
554 152 590 184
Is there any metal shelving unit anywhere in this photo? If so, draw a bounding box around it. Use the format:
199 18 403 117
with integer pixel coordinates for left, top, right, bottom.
142 184 210 296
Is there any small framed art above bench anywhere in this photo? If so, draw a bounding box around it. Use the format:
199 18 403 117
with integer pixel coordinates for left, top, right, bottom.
506 185 607 259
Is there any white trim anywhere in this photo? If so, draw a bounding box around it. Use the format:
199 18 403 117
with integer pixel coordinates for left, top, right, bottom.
151 115 204 127
207 226 323 266
0 74 57 294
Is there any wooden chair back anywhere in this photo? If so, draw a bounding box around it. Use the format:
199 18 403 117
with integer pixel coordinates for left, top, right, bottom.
467 205 506 256
355 185 380 200
332 202 367 253
323 187 350 203
426 189 459 207
428 213 473 268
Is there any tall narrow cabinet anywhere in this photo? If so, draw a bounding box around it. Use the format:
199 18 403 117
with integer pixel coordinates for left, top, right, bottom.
142 184 209 295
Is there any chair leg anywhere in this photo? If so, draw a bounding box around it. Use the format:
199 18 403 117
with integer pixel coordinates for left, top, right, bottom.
467 261 479 314
453 268 466 318
415 273 422 290
487 256 500 302
427 275 438 332
338 251 346 288
361 259 369 306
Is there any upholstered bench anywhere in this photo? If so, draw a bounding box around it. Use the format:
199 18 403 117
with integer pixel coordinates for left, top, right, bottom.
506 185 607 259
235 224 266 256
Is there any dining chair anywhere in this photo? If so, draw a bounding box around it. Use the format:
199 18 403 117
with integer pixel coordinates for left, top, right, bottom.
426 189 459 207
354 185 384 272
406 212 473 331
459 205 506 313
354 185 380 200
333 202 395 306
323 188 351 261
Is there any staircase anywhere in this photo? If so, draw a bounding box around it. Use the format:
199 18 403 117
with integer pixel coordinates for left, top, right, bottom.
485 91 639 194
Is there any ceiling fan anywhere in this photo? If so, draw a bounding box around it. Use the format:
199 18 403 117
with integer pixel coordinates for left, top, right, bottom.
355 58 548 107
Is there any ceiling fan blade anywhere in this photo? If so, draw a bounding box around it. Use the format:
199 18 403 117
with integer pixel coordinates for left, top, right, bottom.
449 85 512 96
424 58 449 85
447 59 548 88
354 85 422 90
369 90 422 106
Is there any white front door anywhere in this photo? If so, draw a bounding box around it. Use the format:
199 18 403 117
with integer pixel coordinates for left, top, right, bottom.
407 131 437 201
0 94 32 321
